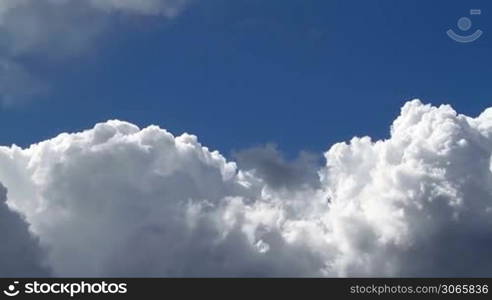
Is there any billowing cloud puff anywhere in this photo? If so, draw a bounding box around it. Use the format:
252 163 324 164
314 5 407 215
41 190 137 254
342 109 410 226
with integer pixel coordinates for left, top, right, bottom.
1 100 492 277
0 0 191 105
321 100 492 276
0 120 321 276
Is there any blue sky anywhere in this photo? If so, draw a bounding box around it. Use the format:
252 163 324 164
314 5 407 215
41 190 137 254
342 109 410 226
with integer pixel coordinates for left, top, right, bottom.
1 0 491 157
3 0 492 278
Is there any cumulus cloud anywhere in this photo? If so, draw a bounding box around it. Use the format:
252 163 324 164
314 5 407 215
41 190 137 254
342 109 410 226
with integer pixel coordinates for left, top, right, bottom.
320 100 492 276
0 0 191 105
0 121 321 276
0 183 51 277
1 100 492 277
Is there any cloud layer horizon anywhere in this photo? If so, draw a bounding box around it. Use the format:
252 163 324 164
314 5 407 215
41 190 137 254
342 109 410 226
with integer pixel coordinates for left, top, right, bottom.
1 99 492 277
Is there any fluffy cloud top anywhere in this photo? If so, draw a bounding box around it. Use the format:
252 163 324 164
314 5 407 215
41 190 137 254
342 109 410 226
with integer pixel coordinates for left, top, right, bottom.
1 100 492 277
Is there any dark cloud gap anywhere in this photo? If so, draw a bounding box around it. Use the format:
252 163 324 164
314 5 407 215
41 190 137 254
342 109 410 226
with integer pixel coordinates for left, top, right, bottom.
233 144 322 190
0 183 51 277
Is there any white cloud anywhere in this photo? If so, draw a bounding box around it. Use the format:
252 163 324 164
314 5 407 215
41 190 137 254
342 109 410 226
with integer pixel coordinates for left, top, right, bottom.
1 100 492 277
0 0 191 105
0 120 321 276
